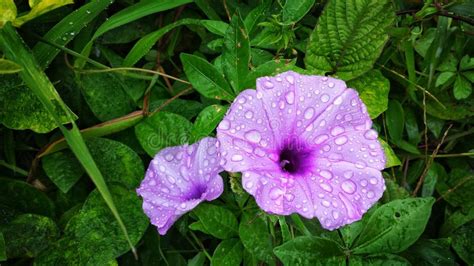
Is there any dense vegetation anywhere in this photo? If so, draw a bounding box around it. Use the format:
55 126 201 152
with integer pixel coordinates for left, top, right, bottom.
0 0 473 265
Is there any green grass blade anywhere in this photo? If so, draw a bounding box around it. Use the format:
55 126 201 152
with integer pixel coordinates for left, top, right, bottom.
32 0 114 69
0 23 137 255
76 0 193 68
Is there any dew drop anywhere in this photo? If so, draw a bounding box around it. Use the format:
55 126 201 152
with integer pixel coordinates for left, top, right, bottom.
286 75 295 84
322 200 331 207
244 130 262 143
167 176 176 184
165 153 174 161
284 193 295 202
355 161 366 169
285 91 295 104
219 120 230 130
180 203 187 209
321 94 330 102
333 95 343 105
367 191 375 199
320 170 333 179
320 183 333 192
244 111 253 119
332 211 339 219
328 82 335 88
245 181 253 189
369 177 378 185
343 171 354 179
314 134 329 144
341 180 356 194
269 187 284 200
330 126 345 136
231 154 243 162
364 129 378 140
264 81 274 88
304 107 315 120
335 136 348 145
159 165 166 172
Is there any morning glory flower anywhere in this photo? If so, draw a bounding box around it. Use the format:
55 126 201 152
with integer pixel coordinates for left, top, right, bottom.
216 71 386 230
137 137 224 235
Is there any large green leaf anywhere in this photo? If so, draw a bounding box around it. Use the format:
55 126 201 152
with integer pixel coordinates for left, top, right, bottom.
181 53 234 100
43 138 144 193
353 197 435 254
211 239 243 266
238 213 273 264
32 0 114 68
36 185 148 265
190 104 228 143
273 236 345 265
222 14 250 93
403 238 456 266
350 254 411 265
347 69 390 119
0 75 71 133
0 177 55 219
192 203 238 239
135 112 193 156
386 100 405 142
1 214 59 258
305 0 395 79
77 72 139 122
452 221 474 265
282 0 315 24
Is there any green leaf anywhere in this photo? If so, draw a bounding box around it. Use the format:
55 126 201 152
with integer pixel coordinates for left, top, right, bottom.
436 170 474 208
340 205 378 249
77 0 192 68
386 100 405 142
382 179 410 203
435 71 456 87
452 221 474 265
32 0 114 68
189 252 207 266
305 0 395 79
440 206 474 236
242 59 298 89
404 108 421 145
43 138 144 193
403 238 456 266
282 0 315 24
273 236 345 265
460 55 474 71
0 75 72 133
0 58 21 73
148 98 204 120
239 213 273 264
0 23 135 255
453 74 472 100
1 214 59 258
0 232 5 262
353 197 435 254
42 150 83 193
190 105 228 143
192 203 238 239
77 72 138 122
211 239 243 266
201 20 229 36
350 254 411 265
181 53 234 100
379 138 401 168
222 14 250 93
347 69 390 119
13 0 73 27
0 177 55 219
135 112 193 156
36 185 149 265
422 163 441 197
0 0 16 28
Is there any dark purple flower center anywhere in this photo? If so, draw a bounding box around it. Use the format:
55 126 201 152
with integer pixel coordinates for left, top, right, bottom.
185 184 206 201
278 141 313 175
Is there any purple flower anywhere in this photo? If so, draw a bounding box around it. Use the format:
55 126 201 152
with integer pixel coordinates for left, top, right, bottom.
137 137 224 235
216 71 386 230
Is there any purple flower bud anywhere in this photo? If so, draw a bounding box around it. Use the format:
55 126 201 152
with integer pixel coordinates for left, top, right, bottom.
217 71 386 230
137 137 223 235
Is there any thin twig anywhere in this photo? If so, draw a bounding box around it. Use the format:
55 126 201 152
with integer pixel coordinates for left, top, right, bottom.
412 124 453 196
150 87 193 115
436 175 474 202
76 67 190 84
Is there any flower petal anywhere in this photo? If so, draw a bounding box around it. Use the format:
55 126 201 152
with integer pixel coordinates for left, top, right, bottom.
217 89 279 172
137 137 224 235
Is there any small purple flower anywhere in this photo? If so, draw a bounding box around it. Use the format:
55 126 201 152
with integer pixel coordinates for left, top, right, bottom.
137 137 224 235
217 71 386 230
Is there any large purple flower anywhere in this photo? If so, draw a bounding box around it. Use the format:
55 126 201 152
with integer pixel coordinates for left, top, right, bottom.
216 71 386 230
137 137 224 235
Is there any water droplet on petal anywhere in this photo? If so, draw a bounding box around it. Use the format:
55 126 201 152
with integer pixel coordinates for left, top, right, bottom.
320 183 333 192
159 165 166 172
286 75 295 84
321 94 330 102
284 193 295 201
244 130 261 143
304 107 315 120
364 129 378 140
167 176 176 184
367 191 375 198
322 200 331 207
355 161 366 169
343 171 353 179
264 81 274 88
231 154 243 162
328 82 335 88
320 170 333 179
245 181 253 189
314 134 329 144
335 136 348 145
332 211 339 219
331 126 345 136
369 177 378 185
285 91 295 104
245 111 254 119
341 180 356 194
269 187 284 200
219 120 230 130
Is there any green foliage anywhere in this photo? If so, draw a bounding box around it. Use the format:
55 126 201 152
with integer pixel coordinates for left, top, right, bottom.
1 0 473 264
305 0 395 79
